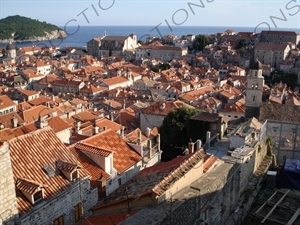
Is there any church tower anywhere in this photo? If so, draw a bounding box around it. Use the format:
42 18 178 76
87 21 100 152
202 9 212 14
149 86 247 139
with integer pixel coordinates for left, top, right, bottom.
6 41 16 59
245 58 265 119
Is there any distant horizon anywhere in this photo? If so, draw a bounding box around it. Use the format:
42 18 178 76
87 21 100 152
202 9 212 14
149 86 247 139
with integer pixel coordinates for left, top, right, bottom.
2 0 300 30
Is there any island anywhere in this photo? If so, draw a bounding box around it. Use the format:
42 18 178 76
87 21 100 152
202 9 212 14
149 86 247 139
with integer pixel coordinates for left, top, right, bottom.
0 15 66 43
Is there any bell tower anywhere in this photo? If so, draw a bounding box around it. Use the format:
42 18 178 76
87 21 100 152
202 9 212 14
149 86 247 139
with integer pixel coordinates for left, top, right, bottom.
245 58 264 119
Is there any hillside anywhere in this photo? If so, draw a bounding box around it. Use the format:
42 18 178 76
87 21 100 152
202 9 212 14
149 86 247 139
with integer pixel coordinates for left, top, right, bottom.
0 15 66 42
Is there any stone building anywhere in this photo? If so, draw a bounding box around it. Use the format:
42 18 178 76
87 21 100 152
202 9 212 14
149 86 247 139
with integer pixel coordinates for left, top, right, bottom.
0 143 18 225
116 119 270 225
87 38 101 58
52 79 85 95
245 59 265 119
259 30 300 45
99 34 137 59
254 42 290 69
3 127 98 225
135 45 188 62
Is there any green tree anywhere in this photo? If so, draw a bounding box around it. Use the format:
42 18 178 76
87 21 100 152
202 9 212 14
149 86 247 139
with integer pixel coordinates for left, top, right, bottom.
192 34 209 51
159 106 199 161
0 15 62 40
240 47 246 57
237 39 246 49
151 62 170 72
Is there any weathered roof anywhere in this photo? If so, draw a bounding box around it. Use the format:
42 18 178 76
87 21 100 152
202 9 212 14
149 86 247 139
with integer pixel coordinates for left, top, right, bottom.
8 127 90 216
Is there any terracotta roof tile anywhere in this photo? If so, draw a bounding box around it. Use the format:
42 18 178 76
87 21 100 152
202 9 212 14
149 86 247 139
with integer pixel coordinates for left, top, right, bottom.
72 111 99 123
96 151 205 206
56 159 78 173
0 95 16 110
124 128 147 143
69 145 110 188
77 129 141 173
18 105 56 123
75 142 113 157
47 116 71 133
102 76 129 86
8 127 91 216
16 178 47 195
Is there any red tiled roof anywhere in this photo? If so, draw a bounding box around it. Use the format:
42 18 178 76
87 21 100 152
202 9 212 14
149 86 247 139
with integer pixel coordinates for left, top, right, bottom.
52 79 83 87
0 95 16 110
0 112 24 129
18 89 39 96
56 159 78 173
102 76 129 86
96 118 122 132
77 129 142 173
18 105 56 123
69 145 110 188
72 111 99 123
8 127 91 216
47 116 71 133
75 142 113 157
94 151 206 208
124 128 147 143
16 178 47 195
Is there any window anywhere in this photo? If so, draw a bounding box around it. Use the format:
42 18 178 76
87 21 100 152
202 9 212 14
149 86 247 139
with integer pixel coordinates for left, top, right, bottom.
253 96 256 101
74 203 83 222
33 190 43 203
72 170 78 180
54 215 64 225
118 178 122 186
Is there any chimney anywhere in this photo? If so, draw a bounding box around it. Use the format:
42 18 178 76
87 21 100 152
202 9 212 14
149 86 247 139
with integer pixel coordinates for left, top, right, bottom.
11 115 18 128
121 126 125 138
37 115 48 129
103 126 107 131
110 112 114 121
97 174 106 200
145 127 151 138
75 120 81 133
206 131 211 148
93 126 99 135
188 140 194 154
157 133 161 151
148 139 152 158
138 130 142 145
122 99 126 109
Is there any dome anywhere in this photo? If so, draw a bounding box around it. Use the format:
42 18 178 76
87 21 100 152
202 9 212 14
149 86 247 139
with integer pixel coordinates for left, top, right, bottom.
250 58 262 70
6 43 15 51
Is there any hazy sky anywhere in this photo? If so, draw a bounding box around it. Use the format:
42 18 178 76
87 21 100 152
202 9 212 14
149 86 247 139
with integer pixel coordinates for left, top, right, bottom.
1 0 300 29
